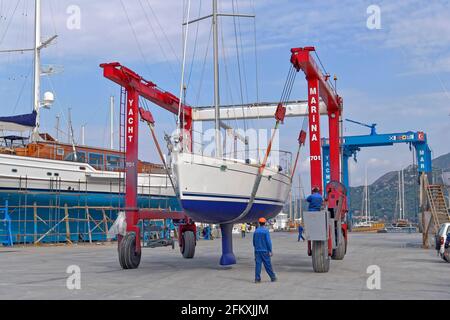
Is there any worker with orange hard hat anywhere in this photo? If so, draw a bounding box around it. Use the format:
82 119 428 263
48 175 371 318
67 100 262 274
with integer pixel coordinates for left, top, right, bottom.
253 217 277 283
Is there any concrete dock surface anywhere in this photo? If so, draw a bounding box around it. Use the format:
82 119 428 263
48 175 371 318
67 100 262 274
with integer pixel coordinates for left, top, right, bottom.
1 232 449 300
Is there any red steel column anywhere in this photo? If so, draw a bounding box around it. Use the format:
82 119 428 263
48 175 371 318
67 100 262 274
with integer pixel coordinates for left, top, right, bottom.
308 77 323 193
125 88 139 232
328 110 341 182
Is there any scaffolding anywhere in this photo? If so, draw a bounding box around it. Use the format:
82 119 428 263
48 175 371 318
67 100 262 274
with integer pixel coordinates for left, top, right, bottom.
0 174 178 246
0 201 12 246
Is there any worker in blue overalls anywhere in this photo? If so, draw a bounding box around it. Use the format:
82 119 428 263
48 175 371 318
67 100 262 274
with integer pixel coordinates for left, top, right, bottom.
306 187 323 211
298 224 305 242
253 218 277 283
204 225 211 240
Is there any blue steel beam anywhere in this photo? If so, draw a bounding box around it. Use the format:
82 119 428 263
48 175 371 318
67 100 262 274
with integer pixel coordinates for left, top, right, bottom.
322 131 432 188
322 131 432 228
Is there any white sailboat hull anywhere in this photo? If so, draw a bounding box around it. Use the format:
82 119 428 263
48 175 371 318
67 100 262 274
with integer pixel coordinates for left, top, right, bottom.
172 152 292 224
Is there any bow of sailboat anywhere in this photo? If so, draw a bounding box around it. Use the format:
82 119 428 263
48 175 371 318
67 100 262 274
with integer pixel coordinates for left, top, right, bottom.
172 151 291 224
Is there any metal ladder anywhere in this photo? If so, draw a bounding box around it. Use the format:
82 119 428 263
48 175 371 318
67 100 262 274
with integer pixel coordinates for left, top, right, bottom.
426 183 450 233
118 87 127 205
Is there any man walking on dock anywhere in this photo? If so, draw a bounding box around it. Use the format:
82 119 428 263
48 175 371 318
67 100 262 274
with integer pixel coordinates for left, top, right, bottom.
253 218 277 283
241 223 247 238
298 224 305 242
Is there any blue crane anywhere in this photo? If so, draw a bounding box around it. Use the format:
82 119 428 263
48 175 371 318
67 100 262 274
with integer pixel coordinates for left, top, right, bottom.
346 118 378 136
321 129 432 227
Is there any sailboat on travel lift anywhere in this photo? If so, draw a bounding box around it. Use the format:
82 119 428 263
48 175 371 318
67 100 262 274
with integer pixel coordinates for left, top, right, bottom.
171 0 292 265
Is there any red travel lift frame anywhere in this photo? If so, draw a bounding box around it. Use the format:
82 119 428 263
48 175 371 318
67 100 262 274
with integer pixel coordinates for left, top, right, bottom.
100 62 196 269
290 47 348 273
101 45 348 273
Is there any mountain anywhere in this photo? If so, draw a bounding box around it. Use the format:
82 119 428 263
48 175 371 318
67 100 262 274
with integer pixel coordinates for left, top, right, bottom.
349 152 450 221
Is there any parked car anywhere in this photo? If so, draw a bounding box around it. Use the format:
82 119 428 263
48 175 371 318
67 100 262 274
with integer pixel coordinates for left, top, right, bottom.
435 223 450 262
444 233 450 262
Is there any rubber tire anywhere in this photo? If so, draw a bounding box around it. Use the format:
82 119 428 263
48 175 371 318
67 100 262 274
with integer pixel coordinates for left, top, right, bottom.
332 229 347 260
118 232 141 270
312 240 330 273
181 231 196 259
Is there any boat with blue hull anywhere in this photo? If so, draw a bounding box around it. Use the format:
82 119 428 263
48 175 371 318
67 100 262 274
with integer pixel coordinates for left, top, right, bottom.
181 195 284 224
0 152 178 245
0 191 179 244
173 152 291 224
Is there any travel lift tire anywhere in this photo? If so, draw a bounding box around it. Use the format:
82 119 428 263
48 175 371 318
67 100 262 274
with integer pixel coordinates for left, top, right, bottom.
331 229 347 261
180 230 196 259
311 240 330 273
119 232 141 270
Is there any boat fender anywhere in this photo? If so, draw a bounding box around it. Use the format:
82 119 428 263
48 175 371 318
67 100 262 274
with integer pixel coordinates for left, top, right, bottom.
107 212 127 239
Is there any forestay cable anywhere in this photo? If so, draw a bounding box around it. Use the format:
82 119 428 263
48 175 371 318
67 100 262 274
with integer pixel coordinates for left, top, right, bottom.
177 0 191 128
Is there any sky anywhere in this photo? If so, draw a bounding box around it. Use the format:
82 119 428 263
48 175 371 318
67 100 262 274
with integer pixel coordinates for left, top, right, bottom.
0 0 449 192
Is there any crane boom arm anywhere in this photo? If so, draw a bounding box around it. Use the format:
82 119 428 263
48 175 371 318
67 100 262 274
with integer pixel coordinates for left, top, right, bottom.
191 101 328 121
290 47 343 112
346 119 374 129
100 62 193 123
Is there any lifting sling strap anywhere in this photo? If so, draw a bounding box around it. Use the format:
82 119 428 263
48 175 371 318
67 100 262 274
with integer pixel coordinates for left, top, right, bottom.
222 66 298 224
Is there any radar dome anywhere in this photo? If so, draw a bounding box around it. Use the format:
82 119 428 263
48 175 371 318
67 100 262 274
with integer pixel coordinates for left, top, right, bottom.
43 91 55 107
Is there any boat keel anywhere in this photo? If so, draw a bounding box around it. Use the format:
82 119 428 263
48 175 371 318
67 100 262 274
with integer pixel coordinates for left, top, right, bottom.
220 224 236 266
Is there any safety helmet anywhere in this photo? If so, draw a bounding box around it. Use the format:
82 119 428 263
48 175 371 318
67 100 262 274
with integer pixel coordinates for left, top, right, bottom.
258 217 267 224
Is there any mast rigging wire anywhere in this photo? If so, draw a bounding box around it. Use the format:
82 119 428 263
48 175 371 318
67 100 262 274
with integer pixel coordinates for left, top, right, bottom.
234 0 249 104
217 0 239 139
119 0 152 75
145 0 181 66
12 61 32 113
251 0 259 105
186 0 203 95
0 0 21 47
177 0 191 127
140 98 181 202
231 0 247 133
138 0 178 86
47 0 57 36
195 23 213 106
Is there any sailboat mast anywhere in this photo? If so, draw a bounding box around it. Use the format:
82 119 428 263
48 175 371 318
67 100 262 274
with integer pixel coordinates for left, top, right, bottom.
368 183 371 222
365 165 368 222
212 0 222 157
398 170 402 220
32 0 41 141
110 96 115 150
401 168 405 220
